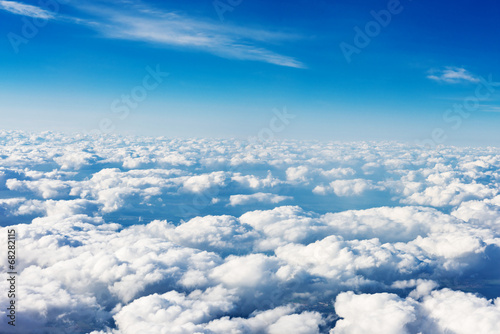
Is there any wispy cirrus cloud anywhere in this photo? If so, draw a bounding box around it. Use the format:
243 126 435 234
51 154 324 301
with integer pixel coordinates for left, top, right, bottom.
90 7 305 68
427 67 480 84
0 0 54 19
0 0 304 68
479 105 500 112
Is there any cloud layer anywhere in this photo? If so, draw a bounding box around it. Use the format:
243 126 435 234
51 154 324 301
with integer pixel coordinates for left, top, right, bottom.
1 131 500 333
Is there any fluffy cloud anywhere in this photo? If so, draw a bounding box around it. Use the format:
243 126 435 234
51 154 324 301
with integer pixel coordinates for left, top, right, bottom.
313 178 382 196
1 131 500 333
332 288 500 334
229 193 292 206
286 166 310 183
109 286 237 334
182 171 227 193
332 291 416 334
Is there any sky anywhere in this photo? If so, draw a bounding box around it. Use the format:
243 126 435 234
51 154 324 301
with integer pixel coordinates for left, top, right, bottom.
1 0 499 145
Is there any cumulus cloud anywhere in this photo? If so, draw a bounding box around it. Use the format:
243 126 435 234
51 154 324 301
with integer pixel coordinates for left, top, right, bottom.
159 216 257 254
109 285 237 334
332 288 500 334
286 166 310 183
232 172 281 189
229 192 292 206
332 291 416 334
320 167 356 179
1 131 500 333
182 171 226 194
313 178 382 196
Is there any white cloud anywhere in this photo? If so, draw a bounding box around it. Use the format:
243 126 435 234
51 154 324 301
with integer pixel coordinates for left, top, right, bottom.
210 254 279 288
0 0 54 19
104 14 305 68
58 1 305 69
181 171 225 193
420 289 500 334
286 166 310 183
0 1 304 68
320 167 356 179
109 286 237 334
314 178 382 196
159 215 257 254
229 192 292 206
1 131 500 333
6 178 71 199
205 305 323 334
427 67 480 84
232 172 281 189
332 291 416 334
331 288 500 334
239 206 327 251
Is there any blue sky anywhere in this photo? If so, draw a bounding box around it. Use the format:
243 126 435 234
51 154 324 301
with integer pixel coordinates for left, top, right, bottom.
1 0 499 145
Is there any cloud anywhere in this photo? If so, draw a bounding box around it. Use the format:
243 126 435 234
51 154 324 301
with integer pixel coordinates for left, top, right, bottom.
109 285 237 334
159 215 257 254
1 131 500 333
427 67 480 84
332 291 416 334
100 10 304 68
232 172 281 189
0 0 304 68
239 206 327 250
320 167 356 179
0 0 54 19
36 0 304 69
332 288 500 334
210 253 279 288
478 105 500 113
229 192 292 206
106 296 323 334
204 305 322 334
452 195 500 233
313 178 382 196
182 171 227 194
286 166 310 183
419 288 500 334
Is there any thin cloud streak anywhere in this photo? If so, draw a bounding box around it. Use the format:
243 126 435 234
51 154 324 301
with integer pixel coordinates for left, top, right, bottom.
0 0 305 68
94 9 306 68
479 105 500 112
0 0 54 19
427 67 480 84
